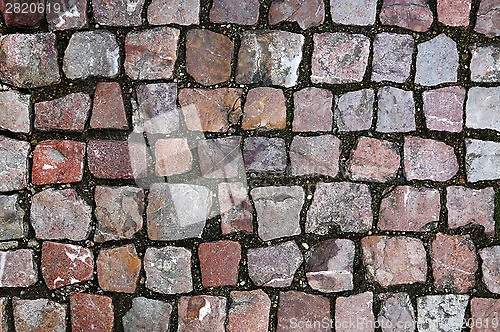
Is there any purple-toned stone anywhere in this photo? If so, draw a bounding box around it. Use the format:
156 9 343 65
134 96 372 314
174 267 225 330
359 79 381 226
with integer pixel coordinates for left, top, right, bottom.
93 0 145 26
134 83 179 134
269 0 325 29
148 0 199 25
475 0 500 37
290 135 341 177
423 86 465 132
91 82 128 130
470 46 500 83
380 0 433 32
228 290 270 332
277 291 331 332
377 86 416 132
437 0 472 26
218 182 253 234
209 0 260 25
70 294 114 332
35 93 90 132
372 33 414 83
336 292 375 332
0 90 30 133
470 298 500 332
0 0 43 27
292 87 333 132
46 0 88 30
198 137 244 179
243 137 287 172
335 89 374 131
0 136 29 192
0 249 37 287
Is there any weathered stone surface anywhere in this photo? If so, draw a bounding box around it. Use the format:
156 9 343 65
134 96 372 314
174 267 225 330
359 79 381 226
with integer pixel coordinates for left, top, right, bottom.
415 34 459 86
336 292 374 332
470 46 500 83
0 194 24 240
13 298 66 332
91 82 127 130
479 246 500 294
380 0 433 32
290 135 341 177
0 33 60 88
470 298 500 332
466 87 500 131
0 298 6 331
97 245 141 293
330 0 377 25
31 188 91 241
0 90 30 133
210 0 260 25
0 249 37 287
148 0 199 25
35 93 90 132
199 240 241 287
46 0 88 30
197 137 244 179
178 295 226 332
134 83 179 134
466 139 500 182
377 293 416 332
122 297 172 332
186 29 233 85
248 241 302 287
147 183 212 241
348 137 400 182
269 0 324 29
379 186 440 232
218 182 253 234
417 295 469 332
243 137 287 172
0 0 43 27
277 291 331 332
124 27 179 80
306 238 355 292
93 0 145 26
292 87 333 132
335 89 374 131
228 290 270 332
437 0 471 26
63 30 120 79
377 86 415 132
236 31 304 87
155 138 192 176
41 241 93 289
243 87 286 130
372 33 414 83
306 182 372 234
423 86 465 132
70 294 114 332
475 0 500 37
0 136 29 192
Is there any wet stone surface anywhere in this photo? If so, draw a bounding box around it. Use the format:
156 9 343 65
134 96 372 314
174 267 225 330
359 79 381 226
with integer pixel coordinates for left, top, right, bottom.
210 0 260 25
97 244 141 293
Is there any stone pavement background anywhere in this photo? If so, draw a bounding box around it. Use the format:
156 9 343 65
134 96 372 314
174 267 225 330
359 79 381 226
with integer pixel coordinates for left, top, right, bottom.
0 0 499 331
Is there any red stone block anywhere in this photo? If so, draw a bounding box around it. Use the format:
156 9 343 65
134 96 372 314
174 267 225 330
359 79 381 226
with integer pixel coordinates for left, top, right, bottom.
199 240 241 287
0 249 37 288
70 293 114 332
35 93 90 132
90 82 128 130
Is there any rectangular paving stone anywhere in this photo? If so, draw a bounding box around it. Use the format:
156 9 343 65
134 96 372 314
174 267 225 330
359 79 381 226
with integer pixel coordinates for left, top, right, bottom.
242 87 286 130
269 0 325 29
0 90 30 133
335 292 374 332
218 182 253 234
198 137 244 179
377 86 416 132
148 0 199 25
437 0 471 26
93 0 145 26
377 293 416 332
0 194 25 240
423 86 465 132
479 246 500 294
134 83 179 134
466 139 500 182
277 291 331 332
199 240 241 287
0 249 37 287
178 295 226 332
335 89 374 131
292 87 333 132
0 136 29 192
470 298 500 332
35 93 90 132
97 244 141 293
417 295 468 332
466 87 500 131
122 297 172 332
380 0 433 32
330 0 377 25
13 298 66 332
415 34 459 86
90 82 128 130
70 294 114 332
155 138 193 177
372 33 414 83
290 135 341 177
46 0 88 30
228 290 270 332
243 137 287 172
210 0 259 25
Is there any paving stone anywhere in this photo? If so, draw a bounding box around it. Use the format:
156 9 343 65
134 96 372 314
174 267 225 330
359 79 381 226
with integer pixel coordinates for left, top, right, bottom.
197 137 244 179
243 137 287 172
32 140 85 185
380 0 433 32
144 246 193 294
470 298 500 332
35 93 90 132
348 137 400 182
247 241 302 287
466 139 500 182
306 182 372 234
123 297 172 332
0 298 6 332
470 46 500 83
0 0 43 27
134 83 179 134
0 249 37 287
330 0 377 25
306 238 355 292
292 87 333 132
290 135 341 177
199 240 241 287
178 295 226 332
148 0 199 25
124 27 180 80
46 0 88 30
311 33 370 84
423 86 465 132
269 0 324 29
242 87 287 130
404 136 458 181
377 86 416 132
70 293 114 332
277 291 331 332
475 0 500 37
417 295 469 332
362 236 427 287
87 140 147 180
431 233 477 293
466 87 500 132
30 188 92 241
236 31 304 87
63 30 120 79
185 29 233 85
41 241 93 289
97 245 141 293
228 290 270 332
415 34 459 86
179 88 243 132
13 298 66 332
155 138 192 177
479 246 500 294
437 0 472 26
335 89 374 131
0 194 24 240
0 90 30 133
377 293 416 332
93 0 145 26
335 292 374 332
0 33 60 88
379 186 440 232
90 82 128 130
210 0 260 25
0 136 29 192
218 182 253 234
147 183 212 241
251 186 304 241
372 33 414 83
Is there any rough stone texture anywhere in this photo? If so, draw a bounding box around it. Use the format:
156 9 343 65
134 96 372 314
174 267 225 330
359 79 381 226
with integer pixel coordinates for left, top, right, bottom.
470 298 500 332
348 137 400 182
437 0 472 26
466 87 500 131
277 291 331 332
0 33 60 88
236 31 304 87
70 294 114 332
91 82 128 130
330 0 377 25
228 290 270 332
0 0 43 27
448 187 495 235
475 0 500 37
30 188 92 241
124 27 180 80
335 89 374 131
199 240 241 287
46 0 88 30
122 297 172 332
134 83 179 134
93 0 145 26
35 93 90 132
218 182 253 234
306 182 372 234
185 29 233 85
379 186 440 232
404 136 458 181
377 86 416 132
148 0 199 25
415 34 459 86
335 292 374 332
380 0 433 32
41 241 94 289
0 298 7 331
0 90 30 133
466 139 500 182
247 241 302 287
197 137 244 179
290 135 340 177
242 87 287 130
97 245 141 293
423 86 465 132
269 0 325 29
362 236 427 286
306 238 355 292
243 137 287 172
470 46 500 83
32 140 85 185
179 88 242 132
311 33 370 84
0 249 37 287
13 298 66 332
417 295 469 332
147 183 212 241
155 138 192 176
479 246 500 294
377 293 416 332
178 295 226 332
0 194 24 240
144 246 193 294
210 0 260 25
251 186 304 241
0 136 29 192
292 87 333 132
63 30 120 79
372 33 414 83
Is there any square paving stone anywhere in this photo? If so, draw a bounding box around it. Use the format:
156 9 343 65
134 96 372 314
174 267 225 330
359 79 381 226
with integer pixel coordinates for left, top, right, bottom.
269 0 325 29
380 0 433 32
437 0 471 26
335 292 374 332
155 138 193 177
210 0 260 25
122 297 173 332
377 86 416 132
97 244 141 293
70 294 114 332
290 135 341 177
90 82 128 130
178 295 226 332
0 194 25 240
330 0 377 25
277 291 331 332
218 182 253 234
377 293 416 332
470 298 500 332
292 87 333 132
475 0 500 37
243 137 287 172
199 240 241 287
0 136 29 192
242 87 287 130
46 0 87 30
423 86 465 132
228 290 271 332
134 83 179 134
415 34 459 86
470 46 500 83
479 246 500 294
0 249 37 287
13 298 66 332
335 89 374 131
35 93 90 132
0 90 30 133
148 0 199 25
93 0 145 26
466 87 500 132
372 33 414 83
466 139 500 182
417 295 469 332
198 137 244 179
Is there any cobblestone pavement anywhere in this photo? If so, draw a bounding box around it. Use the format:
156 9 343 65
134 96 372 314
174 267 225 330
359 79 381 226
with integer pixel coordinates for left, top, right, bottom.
0 0 499 331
